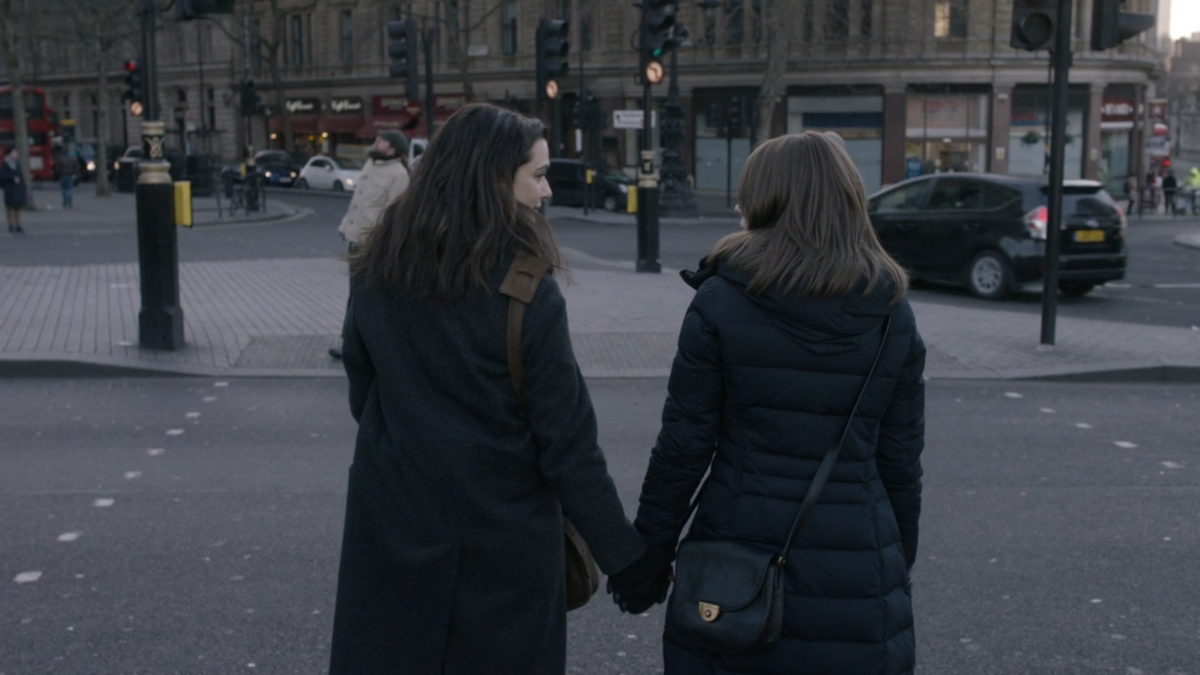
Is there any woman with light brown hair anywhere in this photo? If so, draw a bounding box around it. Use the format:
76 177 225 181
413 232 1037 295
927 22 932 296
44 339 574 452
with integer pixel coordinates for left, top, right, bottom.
618 132 926 674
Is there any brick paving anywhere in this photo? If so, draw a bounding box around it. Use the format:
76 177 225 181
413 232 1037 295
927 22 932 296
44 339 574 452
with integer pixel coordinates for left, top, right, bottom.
2 254 1198 380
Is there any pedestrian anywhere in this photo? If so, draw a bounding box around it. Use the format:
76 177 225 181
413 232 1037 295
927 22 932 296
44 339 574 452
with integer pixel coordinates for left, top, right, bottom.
55 147 79 209
1144 171 1158 214
328 103 651 674
0 147 28 233
618 132 926 675
1162 169 1178 217
328 130 412 360
1124 173 1138 215
1186 167 1200 215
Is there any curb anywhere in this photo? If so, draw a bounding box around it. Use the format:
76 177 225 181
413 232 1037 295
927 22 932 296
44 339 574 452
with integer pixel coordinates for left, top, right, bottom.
264 186 352 200
191 200 305 228
1174 233 1200 251
5 353 1200 383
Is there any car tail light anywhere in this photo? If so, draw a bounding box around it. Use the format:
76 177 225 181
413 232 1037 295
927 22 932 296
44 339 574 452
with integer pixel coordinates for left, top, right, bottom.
1024 206 1048 240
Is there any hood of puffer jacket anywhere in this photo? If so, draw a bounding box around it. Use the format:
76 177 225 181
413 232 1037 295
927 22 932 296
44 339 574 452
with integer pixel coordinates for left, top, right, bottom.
682 258 897 356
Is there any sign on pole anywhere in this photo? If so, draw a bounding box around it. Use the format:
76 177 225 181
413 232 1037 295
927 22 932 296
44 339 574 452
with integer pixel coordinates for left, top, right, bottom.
613 110 656 130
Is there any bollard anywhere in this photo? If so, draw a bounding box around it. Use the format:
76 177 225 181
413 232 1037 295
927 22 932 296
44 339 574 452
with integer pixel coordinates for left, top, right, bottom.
136 120 185 350
174 180 192 228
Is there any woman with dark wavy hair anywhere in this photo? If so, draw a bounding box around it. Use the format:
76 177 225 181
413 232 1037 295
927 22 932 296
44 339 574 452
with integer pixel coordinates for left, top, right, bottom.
329 104 650 674
623 131 926 674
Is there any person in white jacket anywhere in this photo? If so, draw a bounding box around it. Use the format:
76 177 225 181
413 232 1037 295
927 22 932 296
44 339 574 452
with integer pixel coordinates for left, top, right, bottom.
331 131 412 359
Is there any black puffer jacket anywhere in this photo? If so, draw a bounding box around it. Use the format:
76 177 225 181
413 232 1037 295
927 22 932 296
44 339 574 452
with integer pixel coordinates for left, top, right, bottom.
635 262 926 675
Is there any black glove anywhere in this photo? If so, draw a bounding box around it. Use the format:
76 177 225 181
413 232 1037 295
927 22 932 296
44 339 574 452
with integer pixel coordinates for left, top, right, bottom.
606 545 674 614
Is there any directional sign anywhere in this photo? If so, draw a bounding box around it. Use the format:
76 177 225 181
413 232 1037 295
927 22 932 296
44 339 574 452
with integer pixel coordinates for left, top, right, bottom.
613 110 656 130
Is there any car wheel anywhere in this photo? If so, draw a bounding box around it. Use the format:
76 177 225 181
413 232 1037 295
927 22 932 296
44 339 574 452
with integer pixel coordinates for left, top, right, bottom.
333 181 344 192
1059 281 1096 297
295 178 308 190
965 251 1012 300
603 195 619 211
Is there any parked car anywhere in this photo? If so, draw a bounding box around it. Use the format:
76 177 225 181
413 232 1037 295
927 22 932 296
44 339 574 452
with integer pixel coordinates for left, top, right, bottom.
546 159 633 211
295 155 362 192
253 149 302 187
867 173 1127 299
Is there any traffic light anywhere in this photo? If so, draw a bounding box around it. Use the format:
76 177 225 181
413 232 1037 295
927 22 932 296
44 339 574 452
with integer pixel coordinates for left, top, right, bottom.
176 0 235 20
124 59 145 116
1090 0 1155 51
727 97 742 137
387 20 419 100
536 19 569 101
240 80 263 118
1009 0 1059 51
640 0 678 84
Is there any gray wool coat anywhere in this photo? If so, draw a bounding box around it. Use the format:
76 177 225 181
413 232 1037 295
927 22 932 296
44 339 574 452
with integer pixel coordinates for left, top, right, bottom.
329 260 645 675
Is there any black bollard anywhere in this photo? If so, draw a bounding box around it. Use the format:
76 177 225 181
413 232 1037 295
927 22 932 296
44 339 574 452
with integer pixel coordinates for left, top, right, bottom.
636 149 662 273
136 120 185 350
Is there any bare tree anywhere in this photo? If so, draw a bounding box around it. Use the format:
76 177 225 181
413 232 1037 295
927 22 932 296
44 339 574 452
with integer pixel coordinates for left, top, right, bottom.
437 0 504 104
0 0 36 206
755 0 791 144
43 0 139 197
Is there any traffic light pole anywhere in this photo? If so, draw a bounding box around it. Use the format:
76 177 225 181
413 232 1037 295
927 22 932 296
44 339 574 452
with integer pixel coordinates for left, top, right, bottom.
136 0 184 350
1039 0 1073 348
637 82 661 273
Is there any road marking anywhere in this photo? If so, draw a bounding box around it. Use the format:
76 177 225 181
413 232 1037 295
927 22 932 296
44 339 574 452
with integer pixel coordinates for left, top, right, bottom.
124 471 142 480
1040 408 1056 413
58 532 81 542
1075 423 1092 429
1152 283 1200 289
93 498 115 508
214 382 229 388
14 571 42 584
185 412 201 419
1113 441 1138 449
1162 461 1183 469
147 448 165 456
1004 392 1023 399
166 429 184 436
1090 598 1103 604
203 396 217 403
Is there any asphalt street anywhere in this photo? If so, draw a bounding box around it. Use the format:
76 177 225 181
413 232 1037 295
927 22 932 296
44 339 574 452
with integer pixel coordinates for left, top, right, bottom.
2 377 1197 674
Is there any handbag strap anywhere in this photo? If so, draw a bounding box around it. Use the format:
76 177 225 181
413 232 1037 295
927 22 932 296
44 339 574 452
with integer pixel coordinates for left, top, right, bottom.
499 254 553 404
778 315 891 560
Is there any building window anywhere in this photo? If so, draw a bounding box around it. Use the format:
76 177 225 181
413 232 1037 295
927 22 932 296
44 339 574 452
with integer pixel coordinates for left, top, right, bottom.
251 18 263 71
825 0 850 42
501 1 518 55
803 0 814 42
198 24 213 61
933 0 967 39
725 0 744 46
861 0 872 38
580 0 593 51
340 10 354 66
447 0 460 59
752 0 763 43
292 15 304 67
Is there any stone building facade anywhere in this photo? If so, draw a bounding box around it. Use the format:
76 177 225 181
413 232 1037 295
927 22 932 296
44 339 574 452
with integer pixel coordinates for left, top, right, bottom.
14 0 1171 194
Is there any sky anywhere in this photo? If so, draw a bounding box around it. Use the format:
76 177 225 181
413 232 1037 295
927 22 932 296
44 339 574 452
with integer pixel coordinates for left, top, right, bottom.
1173 0 1200 39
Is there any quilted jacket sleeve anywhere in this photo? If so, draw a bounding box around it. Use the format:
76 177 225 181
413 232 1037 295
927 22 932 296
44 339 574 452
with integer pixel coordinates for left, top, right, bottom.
876 303 926 570
521 276 646 576
634 288 723 551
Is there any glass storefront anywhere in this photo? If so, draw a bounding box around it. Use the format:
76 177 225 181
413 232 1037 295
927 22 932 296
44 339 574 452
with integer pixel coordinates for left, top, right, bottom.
905 93 990 176
787 96 884 192
1008 86 1087 179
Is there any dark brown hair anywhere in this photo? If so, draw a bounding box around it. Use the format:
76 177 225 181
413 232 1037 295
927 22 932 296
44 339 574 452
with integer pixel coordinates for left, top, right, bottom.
708 132 908 302
349 103 561 300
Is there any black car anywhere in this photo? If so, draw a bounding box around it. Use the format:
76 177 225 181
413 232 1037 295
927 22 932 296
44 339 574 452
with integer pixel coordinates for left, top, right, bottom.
252 149 303 187
867 173 1127 299
546 159 634 211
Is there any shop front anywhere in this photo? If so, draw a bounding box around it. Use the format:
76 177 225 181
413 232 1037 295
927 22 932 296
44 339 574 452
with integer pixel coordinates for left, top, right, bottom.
325 96 366 158
1098 92 1135 195
1008 85 1088 179
358 94 467 143
787 87 884 192
268 97 322 155
905 87 990 178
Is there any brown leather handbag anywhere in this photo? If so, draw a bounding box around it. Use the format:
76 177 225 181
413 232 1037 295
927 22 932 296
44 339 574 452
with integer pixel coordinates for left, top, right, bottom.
500 254 601 611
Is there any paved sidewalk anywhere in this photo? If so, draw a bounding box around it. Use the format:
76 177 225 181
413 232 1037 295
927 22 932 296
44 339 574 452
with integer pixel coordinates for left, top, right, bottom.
21 186 300 231
1 252 1198 381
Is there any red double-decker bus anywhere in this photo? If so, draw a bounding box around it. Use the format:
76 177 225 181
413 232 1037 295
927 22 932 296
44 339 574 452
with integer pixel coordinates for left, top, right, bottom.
0 86 59 181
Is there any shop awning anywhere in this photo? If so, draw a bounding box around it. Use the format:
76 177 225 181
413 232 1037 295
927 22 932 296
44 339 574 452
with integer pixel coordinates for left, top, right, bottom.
321 114 365 134
356 114 419 139
269 115 320 134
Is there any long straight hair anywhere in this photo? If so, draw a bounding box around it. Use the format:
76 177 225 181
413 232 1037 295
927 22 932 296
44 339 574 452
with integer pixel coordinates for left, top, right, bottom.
349 103 562 301
708 132 908 302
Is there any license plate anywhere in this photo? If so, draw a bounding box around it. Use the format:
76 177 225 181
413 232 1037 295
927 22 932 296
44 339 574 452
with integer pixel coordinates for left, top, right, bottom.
1074 230 1105 243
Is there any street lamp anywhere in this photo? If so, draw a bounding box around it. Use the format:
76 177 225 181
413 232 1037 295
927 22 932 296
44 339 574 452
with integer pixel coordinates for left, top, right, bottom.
658 19 698 217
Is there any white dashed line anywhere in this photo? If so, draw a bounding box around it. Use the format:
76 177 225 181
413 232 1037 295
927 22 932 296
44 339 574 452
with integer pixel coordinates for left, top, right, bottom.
1113 441 1138 449
1004 392 1023 399
1162 461 1183 469
124 471 143 479
166 429 184 436
147 448 165 456
1090 598 1103 604
93 498 115 508
116 340 134 347
1075 423 1093 429
14 571 42 584
1040 408 1056 413
58 532 81 542
186 412 201 419
214 382 229 388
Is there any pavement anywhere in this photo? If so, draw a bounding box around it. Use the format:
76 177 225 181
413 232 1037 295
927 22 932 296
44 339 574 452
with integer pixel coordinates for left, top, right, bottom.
2 191 1199 382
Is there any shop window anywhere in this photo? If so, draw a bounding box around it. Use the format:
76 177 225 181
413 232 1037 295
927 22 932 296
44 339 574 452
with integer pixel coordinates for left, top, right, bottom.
933 0 967 39
501 0 518 55
340 10 354 66
928 178 982 210
826 0 850 42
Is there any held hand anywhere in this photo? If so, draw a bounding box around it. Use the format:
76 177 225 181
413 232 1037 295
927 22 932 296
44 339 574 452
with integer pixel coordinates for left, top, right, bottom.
606 545 674 614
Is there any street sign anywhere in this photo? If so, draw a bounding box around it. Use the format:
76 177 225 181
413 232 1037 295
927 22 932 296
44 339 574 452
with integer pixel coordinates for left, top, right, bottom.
613 110 656 129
